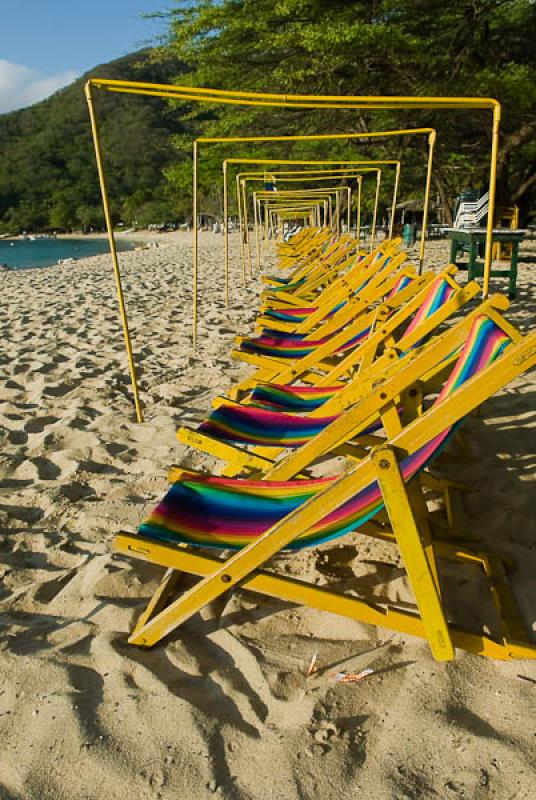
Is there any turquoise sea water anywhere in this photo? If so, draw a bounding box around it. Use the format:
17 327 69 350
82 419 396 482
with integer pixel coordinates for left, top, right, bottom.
0 237 136 270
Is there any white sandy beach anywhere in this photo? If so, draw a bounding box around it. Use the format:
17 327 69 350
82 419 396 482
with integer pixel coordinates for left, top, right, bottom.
0 232 535 800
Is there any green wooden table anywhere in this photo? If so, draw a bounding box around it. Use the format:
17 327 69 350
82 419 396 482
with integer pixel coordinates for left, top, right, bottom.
446 228 526 299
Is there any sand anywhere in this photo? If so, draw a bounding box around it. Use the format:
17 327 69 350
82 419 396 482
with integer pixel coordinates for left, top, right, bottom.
0 231 535 800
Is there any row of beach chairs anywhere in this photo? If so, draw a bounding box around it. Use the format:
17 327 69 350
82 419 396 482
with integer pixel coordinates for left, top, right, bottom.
114 227 536 662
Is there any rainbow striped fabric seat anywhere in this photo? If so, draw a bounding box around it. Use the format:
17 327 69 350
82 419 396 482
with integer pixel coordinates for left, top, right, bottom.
239 324 371 358
386 273 413 299
240 268 420 359
267 277 307 292
139 317 510 551
198 403 340 447
265 275 294 285
264 306 318 324
262 255 398 326
205 278 460 440
264 301 345 324
198 399 385 446
250 383 343 412
401 278 454 343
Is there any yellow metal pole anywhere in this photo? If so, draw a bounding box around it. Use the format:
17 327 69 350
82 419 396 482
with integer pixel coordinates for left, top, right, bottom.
241 180 252 275
236 173 246 285
84 84 144 423
258 198 265 261
389 162 400 240
253 191 261 270
484 105 501 298
335 191 340 235
347 187 351 231
419 131 436 274
264 197 269 240
357 177 362 242
370 170 381 251
87 79 499 113
192 140 198 349
223 161 229 306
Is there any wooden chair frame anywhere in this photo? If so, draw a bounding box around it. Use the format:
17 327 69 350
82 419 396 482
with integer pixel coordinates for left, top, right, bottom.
114 321 536 661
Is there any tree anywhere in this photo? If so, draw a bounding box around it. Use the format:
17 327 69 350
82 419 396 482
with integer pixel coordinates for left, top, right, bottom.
157 0 536 220
0 50 191 233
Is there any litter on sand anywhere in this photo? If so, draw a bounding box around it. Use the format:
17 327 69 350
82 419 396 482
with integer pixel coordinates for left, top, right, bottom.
332 668 375 684
306 651 318 677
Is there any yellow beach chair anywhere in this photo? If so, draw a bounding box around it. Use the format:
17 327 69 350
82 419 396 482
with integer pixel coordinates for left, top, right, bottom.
176 272 481 478
262 238 401 311
227 265 473 400
114 312 536 661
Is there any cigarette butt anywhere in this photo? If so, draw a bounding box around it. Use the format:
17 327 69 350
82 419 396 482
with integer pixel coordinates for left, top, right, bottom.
333 668 375 684
306 651 318 677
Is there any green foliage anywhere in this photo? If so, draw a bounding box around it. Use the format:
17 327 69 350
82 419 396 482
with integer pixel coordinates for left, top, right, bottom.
2 2 534 231
0 50 190 233
156 0 536 220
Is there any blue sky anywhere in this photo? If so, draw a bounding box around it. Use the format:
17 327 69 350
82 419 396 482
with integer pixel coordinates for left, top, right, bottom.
0 1 170 113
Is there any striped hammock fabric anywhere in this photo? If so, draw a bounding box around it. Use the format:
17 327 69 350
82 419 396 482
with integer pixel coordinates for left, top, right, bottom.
199 403 339 447
386 273 413 299
198 399 384 447
264 301 345 324
240 265 414 359
268 277 307 293
203 278 459 443
264 307 318 324
261 255 395 325
403 278 454 339
139 317 510 550
250 383 343 412
239 324 371 359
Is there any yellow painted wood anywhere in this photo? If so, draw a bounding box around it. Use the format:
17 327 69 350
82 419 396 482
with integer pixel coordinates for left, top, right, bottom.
372 446 454 660
114 534 536 660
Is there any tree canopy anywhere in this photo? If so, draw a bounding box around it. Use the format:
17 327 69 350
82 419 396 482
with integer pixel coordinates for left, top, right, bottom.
157 0 536 222
1 1 534 232
0 50 190 234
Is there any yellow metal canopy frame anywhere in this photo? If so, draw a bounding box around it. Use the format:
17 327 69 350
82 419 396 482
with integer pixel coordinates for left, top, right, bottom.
256 187 345 236
245 179 361 271
226 159 399 301
236 168 381 247
197 128 435 298
240 172 361 257
234 169 380 281
258 188 353 267
229 163 389 284
85 78 500 423
250 186 351 272
237 168 376 280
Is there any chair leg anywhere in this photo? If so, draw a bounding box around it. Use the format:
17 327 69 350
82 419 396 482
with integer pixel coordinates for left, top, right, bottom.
371 446 455 661
114 533 536 660
130 568 184 640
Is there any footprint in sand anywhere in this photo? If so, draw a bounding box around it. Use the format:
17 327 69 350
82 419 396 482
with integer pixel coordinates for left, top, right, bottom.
24 416 60 436
7 430 28 445
42 383 75 398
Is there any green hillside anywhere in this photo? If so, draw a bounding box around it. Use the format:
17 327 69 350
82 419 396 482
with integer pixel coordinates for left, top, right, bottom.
0 50 188 234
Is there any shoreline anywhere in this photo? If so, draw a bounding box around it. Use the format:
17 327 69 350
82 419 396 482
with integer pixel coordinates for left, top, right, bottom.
0 233 154 272
0 228 188 243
